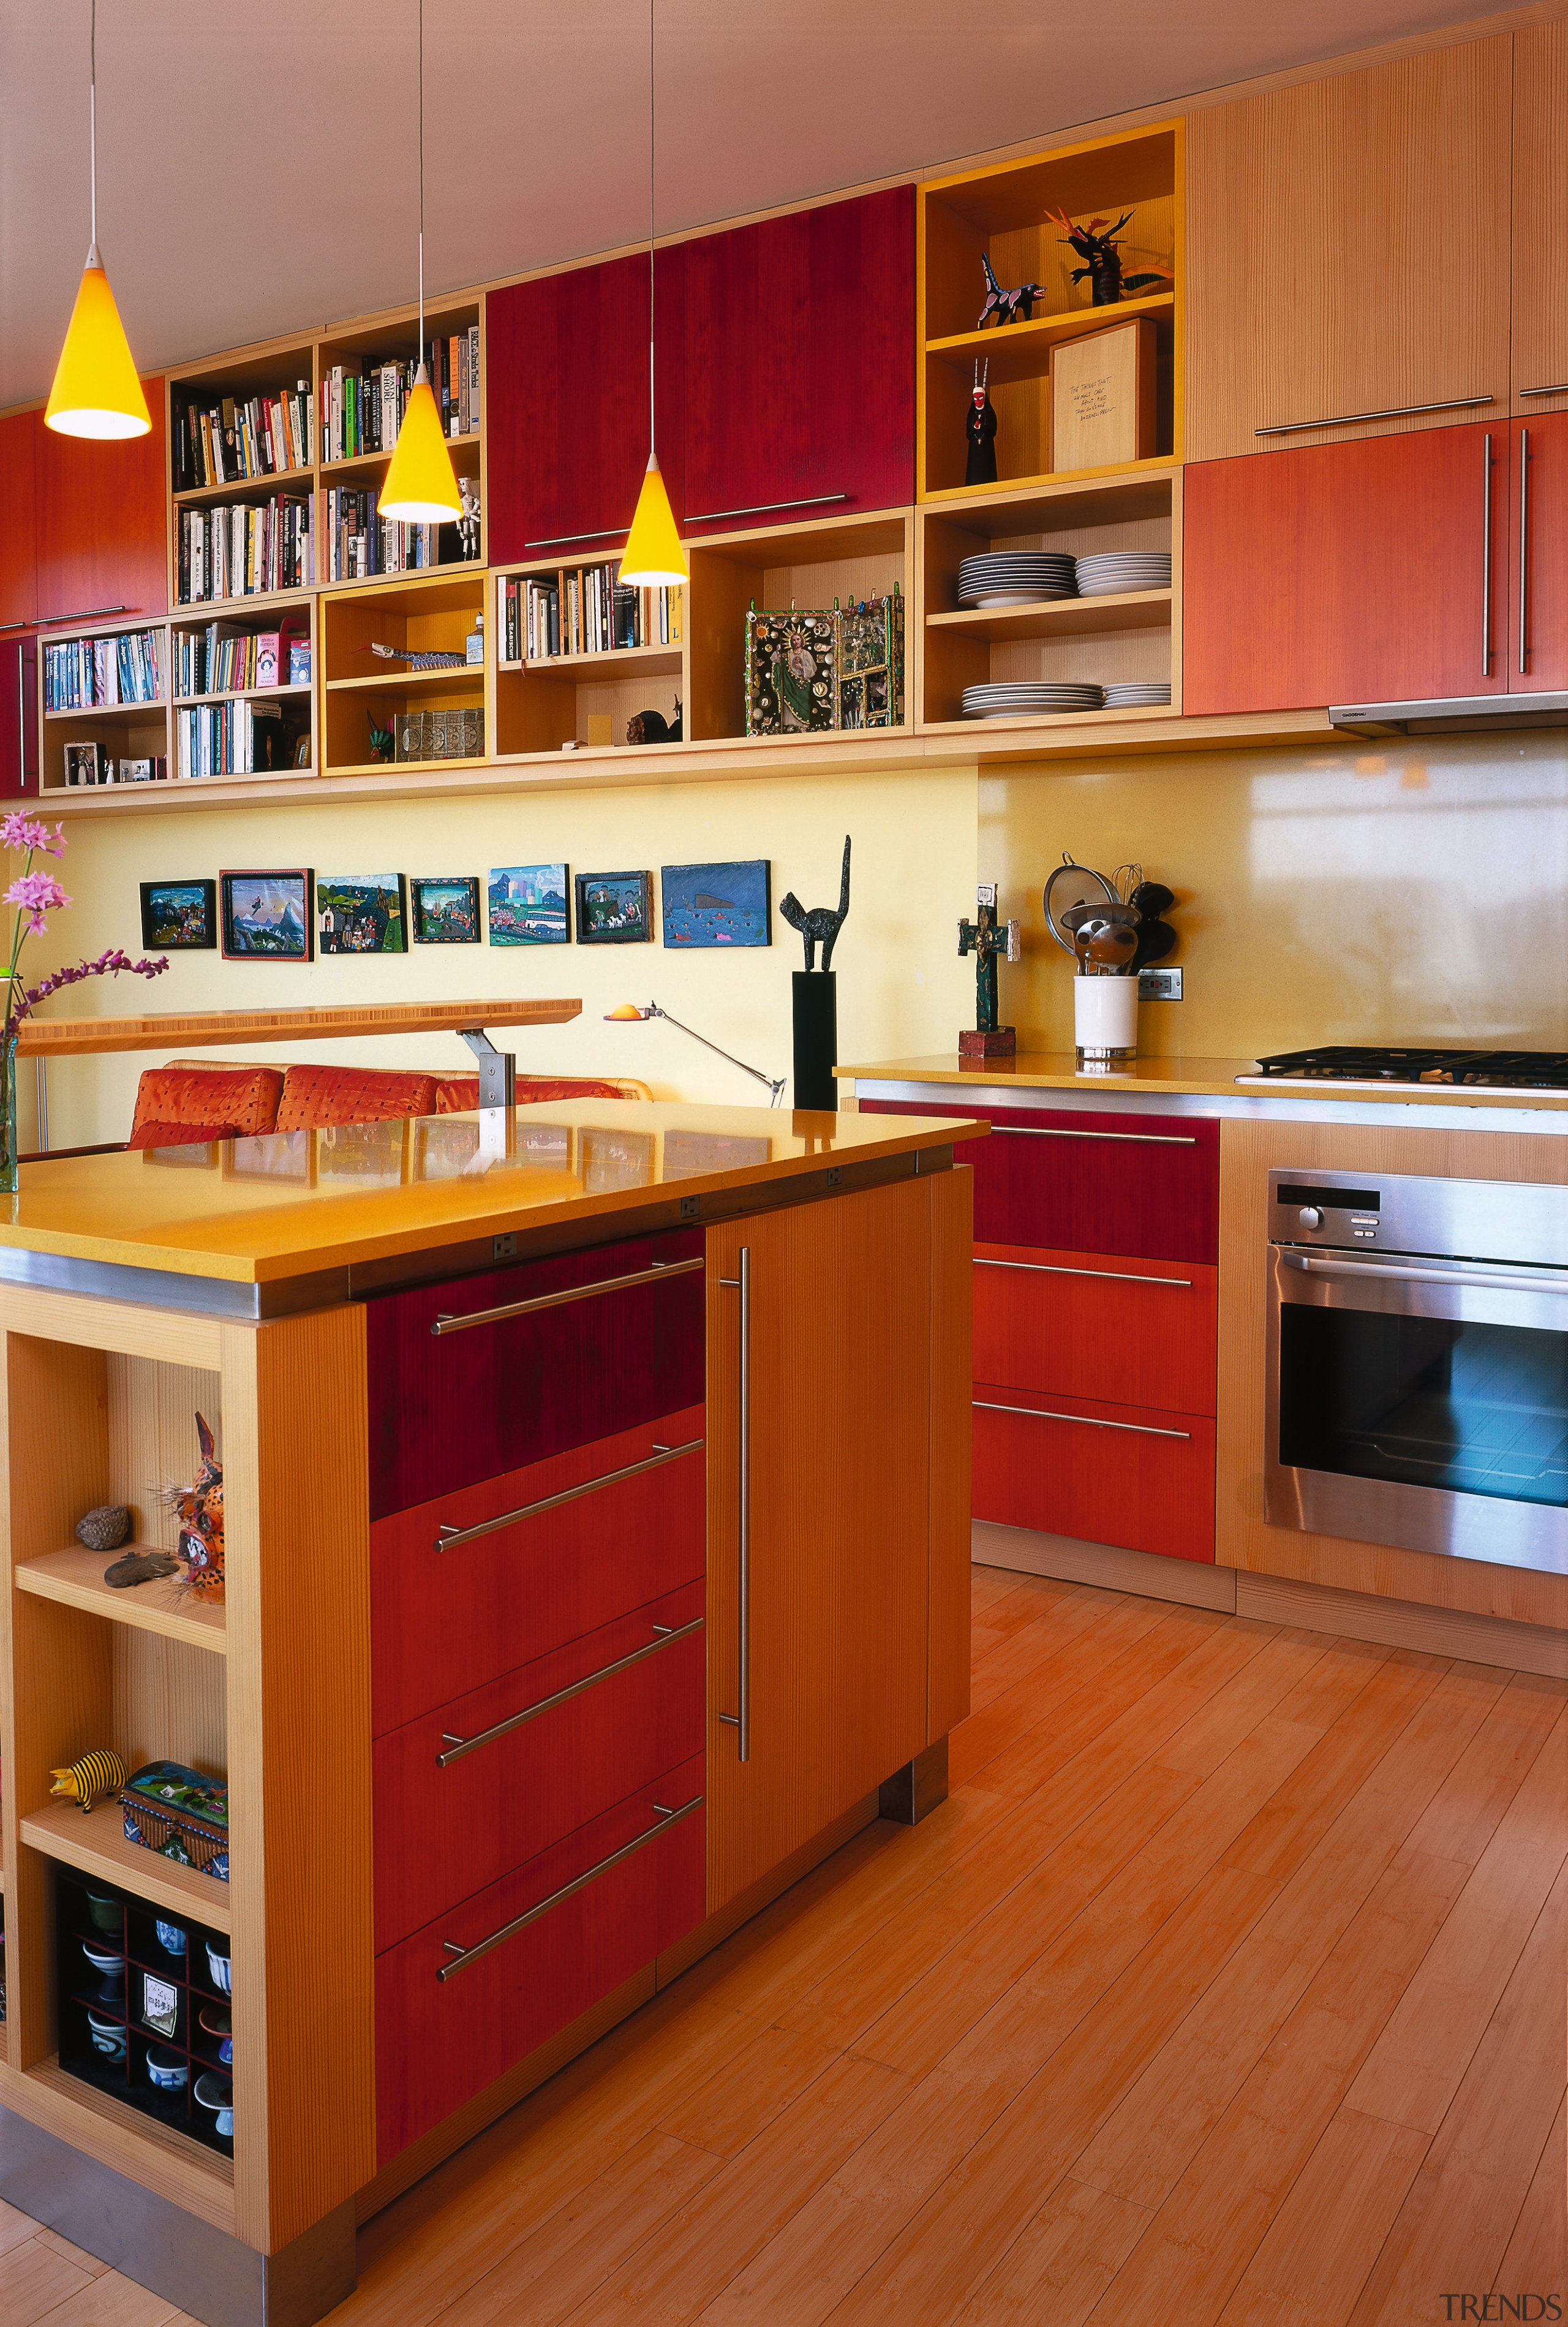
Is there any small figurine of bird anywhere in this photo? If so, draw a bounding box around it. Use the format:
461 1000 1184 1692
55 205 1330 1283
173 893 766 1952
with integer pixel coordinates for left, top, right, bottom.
368 714 396 763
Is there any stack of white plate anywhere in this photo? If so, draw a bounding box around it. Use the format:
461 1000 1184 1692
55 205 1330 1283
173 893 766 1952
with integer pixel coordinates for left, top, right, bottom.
961 681 1104 718
1102 681 1172 709
959 551 1077 607
1074 551 1172 598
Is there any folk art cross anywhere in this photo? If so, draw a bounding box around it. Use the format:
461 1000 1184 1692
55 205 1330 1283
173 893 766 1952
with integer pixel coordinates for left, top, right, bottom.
958 887 1022 1038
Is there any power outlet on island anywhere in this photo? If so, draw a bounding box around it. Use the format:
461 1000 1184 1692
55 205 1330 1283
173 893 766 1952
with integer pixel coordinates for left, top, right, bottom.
1139 967 1183 1001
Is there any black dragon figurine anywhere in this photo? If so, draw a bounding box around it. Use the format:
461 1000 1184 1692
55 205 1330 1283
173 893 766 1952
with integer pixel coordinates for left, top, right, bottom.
1046 208 1174 306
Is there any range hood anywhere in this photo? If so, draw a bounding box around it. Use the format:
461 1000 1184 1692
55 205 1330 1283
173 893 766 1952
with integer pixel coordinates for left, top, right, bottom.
1331 690 1568 735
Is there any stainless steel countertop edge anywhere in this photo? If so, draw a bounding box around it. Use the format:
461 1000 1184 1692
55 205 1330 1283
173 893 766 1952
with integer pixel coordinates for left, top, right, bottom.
852 1078 1568 1134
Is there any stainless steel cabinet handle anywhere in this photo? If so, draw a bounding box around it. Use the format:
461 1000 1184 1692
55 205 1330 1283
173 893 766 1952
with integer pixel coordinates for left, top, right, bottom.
36 602 131 627
432 1254 703 1334
434 1436 704 1552
1282 1252 1568 1297
1482 431 1494 674
974 1397 1191 1442
684 492 847 524
716 1247 751 1762
1520 426 1531 676
17 660 26 792
437 1793 704 1980
1518 383 1568 398
437 1615 704 1765
1254 394 1492 437
974 1256 1193 1288
990 1125 1197 1147
524 524 635 547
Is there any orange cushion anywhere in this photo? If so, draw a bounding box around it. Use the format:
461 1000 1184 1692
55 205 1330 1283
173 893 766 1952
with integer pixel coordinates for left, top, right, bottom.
127 1120 243 1151
276 1064 439 1131
131 1066 282 1139
432 1074 638 1112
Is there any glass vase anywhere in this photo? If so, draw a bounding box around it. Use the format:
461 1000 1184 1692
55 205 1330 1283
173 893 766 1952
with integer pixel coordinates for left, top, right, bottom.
0 1035 18 1195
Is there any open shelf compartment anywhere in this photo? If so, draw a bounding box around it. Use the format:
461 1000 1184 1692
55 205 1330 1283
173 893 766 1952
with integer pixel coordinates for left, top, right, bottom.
321 571 486 774
492 560 686 759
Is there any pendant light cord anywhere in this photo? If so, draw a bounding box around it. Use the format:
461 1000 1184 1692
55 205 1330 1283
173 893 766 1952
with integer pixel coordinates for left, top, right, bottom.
647 0 656 459
88 0 97 256
417 0 425 349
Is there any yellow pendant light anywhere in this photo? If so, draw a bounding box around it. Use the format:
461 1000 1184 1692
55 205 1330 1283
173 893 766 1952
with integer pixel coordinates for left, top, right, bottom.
619 0 687 588
380 0 462 525
44 2 150 441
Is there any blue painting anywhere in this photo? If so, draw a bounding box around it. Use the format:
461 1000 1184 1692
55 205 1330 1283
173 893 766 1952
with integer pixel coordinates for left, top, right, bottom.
220 870 313 961
660 860 770 949
489 864 570 945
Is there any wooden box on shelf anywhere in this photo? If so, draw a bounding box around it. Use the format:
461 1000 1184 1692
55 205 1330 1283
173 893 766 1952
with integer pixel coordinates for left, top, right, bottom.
320 571 488 775
37 615 172 796
492 564 685 760
918 470 1180 730
919 121 1180 500
317 298 483 587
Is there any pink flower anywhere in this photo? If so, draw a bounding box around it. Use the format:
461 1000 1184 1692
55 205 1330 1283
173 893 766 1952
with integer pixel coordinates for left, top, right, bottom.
4 872 70 935
0 813 65 858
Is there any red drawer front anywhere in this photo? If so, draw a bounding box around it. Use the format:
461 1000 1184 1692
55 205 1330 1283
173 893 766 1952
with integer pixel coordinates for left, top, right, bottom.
375 1752 705 2162
861 1099 1217 1263
973 1382 1216 1563
371 1408 706 1735
974 1242 1217 1419
366 1226 704 1518
374 1578 705 1952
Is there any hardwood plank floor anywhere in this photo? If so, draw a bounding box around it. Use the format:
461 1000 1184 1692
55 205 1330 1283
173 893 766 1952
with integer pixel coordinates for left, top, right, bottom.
12 1567 1566 2327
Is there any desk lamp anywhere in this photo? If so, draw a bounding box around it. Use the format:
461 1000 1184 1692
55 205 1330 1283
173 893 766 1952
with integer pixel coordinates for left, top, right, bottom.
606 1002 786 1106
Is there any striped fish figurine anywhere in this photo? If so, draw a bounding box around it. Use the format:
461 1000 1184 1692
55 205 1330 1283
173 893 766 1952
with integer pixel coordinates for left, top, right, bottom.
50 1749 128 1814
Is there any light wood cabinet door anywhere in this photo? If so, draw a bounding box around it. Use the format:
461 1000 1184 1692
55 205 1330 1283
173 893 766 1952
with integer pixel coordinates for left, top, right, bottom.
1511 21 1568 418
704 1177 936 1914
1185 39 1511 461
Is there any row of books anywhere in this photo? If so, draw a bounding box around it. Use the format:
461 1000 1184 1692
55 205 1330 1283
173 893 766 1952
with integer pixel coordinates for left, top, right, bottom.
175 699 296 779
173 384 314 491
326 488 442 581
172 622 311 701
498 567 684 664
44 629 162 709
321 330 481 463
178 497 314 603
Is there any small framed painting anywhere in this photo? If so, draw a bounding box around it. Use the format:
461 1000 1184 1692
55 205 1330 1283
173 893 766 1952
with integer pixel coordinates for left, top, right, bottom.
662 860 770 949
317 874 407 954
575 870 652 945
140 878 216 950
219 869 314 961
411 876 481 943
489 864 570 945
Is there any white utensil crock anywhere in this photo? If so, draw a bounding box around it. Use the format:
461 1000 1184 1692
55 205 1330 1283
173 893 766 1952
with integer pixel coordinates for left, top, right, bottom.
1074 975 1137 1064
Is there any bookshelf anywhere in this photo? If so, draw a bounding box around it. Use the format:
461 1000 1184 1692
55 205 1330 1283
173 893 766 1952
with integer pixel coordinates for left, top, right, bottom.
492 560 685 758
317 298 483 586
320 571 488 775
165 341 319 614
170 605 316 779
39 614 170 794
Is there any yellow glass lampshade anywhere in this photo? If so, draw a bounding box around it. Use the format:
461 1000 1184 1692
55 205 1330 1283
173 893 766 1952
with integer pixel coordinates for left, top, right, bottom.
605 1003 648 1020
380 366 463 523
619 454 687 587
43 251 151 440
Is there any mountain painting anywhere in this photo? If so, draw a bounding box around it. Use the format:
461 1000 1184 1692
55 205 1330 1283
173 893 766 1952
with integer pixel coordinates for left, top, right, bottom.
489 864 570 945
660 860 770 949
220 870 313 960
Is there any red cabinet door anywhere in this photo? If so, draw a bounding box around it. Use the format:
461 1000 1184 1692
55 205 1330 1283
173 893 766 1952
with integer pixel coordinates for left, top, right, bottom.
0 409 38 630
1183 420 1509 713
486 250 685 568
682 187 914 533
0 640 39 798
1511 412 1568 691
33 379 168 624
973 1243 1218 1417
973 1386 1216 1563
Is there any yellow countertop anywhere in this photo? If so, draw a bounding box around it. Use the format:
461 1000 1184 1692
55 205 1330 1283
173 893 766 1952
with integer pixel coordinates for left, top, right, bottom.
837 1054 1568 1111
0 1101 985 1285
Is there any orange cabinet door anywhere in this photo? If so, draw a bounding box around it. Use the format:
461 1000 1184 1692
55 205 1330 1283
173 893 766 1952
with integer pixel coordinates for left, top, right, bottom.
973 1243 1216 1418
973 1384 1216 1564
32 377 168 624
1510 412 1568 692
0 409 38 630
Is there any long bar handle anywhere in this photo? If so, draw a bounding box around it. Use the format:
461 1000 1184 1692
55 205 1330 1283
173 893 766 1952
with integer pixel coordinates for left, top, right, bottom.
1520 426 1531 676
990 1125 1196 1147
435 1437 704 1552
437 1615 704 1765
1254 393 1492 437
1282 1252 1568 1297
684 492 848 524
974 1397 1191 1443
432 1255 703 1335
974 1256 1193 1288
716 1248 752 1762
1518 383 1568 398
1482 431 1494 674
437 1795 704 1980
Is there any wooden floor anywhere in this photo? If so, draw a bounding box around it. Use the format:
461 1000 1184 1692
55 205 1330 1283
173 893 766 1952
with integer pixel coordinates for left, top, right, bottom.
6 1562 1566 2327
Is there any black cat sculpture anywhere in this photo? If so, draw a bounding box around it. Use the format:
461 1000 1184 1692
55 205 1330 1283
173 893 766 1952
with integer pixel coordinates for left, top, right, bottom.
779 836 851 972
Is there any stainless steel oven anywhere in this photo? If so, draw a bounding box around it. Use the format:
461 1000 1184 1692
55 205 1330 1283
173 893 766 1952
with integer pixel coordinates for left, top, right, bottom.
1266 1169 1568 1574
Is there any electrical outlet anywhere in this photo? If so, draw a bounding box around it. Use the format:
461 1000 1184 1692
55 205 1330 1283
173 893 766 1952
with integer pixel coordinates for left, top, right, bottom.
679 1194 701 1221
492 1232 517 1259
825 1166 842 1188
1139 967 1183 1001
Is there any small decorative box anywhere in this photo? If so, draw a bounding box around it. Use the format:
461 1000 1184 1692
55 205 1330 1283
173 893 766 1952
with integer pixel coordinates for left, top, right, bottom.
119 1760 230 1883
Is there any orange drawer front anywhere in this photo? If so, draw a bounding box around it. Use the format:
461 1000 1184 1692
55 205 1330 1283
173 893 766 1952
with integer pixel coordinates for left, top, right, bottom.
973 1242 1217 1418
973 1382 1216 1563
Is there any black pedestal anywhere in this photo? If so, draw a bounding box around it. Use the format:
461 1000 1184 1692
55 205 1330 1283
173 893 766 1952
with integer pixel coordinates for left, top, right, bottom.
791 971 838 1111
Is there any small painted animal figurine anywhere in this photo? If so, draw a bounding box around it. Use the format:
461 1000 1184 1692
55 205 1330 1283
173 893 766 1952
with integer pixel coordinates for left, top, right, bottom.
1045 208 1174 306
978 252 1045 329
50 1749 128 1814
165 1413 225 1603
368 714 396 763
778 836 851 973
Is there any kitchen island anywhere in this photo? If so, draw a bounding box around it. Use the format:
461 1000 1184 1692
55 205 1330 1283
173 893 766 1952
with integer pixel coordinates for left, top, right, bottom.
0 1100 980 2327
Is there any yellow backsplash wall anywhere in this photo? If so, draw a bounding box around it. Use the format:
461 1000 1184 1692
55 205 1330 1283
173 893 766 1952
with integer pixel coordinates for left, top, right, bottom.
982 731 1568 1057
31 766 979 1148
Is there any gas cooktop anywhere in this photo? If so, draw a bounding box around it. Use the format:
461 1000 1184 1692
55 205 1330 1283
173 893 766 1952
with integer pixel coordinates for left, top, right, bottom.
1244 1046 1568 1090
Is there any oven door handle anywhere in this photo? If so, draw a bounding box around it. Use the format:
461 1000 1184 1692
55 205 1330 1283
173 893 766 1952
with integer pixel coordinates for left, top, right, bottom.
1282 1251 1568 1298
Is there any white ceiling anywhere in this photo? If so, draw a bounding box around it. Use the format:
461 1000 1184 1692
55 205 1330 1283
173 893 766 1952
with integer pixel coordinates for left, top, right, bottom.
1 0 1493 410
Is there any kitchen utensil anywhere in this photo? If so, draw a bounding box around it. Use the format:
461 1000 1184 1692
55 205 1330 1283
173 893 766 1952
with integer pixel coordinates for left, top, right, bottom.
1129 919 1177 971
1087 923 1139 971
1043 858 1117 956
1111 862 1142 907
1060 900 1139 934
1128 881 1175 919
